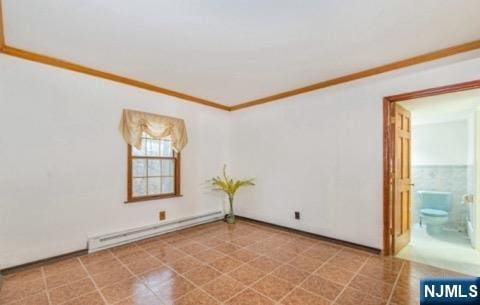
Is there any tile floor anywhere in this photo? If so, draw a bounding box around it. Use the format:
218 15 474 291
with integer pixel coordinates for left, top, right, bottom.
0 220 470 305
396 224 480 276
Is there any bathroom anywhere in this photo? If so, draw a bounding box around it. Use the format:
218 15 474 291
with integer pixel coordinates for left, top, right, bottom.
396 89 480 275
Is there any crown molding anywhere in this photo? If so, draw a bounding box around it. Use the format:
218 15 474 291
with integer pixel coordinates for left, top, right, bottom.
0 1 230 111
231 39 480 111
0 1 479 112
1 46 230 111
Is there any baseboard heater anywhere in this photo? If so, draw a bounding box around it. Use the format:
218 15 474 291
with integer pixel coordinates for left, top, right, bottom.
87 210 223 253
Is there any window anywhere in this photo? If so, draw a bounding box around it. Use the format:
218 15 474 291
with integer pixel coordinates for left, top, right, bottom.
127 133 181 202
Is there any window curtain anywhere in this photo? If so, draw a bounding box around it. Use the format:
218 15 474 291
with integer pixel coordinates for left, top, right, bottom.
118 109 188 152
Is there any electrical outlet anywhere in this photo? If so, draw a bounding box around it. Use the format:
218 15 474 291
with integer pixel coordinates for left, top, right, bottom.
159 211 166 221
294 211 300 220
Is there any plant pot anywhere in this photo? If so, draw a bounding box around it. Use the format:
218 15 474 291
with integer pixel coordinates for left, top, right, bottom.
226 214 236 224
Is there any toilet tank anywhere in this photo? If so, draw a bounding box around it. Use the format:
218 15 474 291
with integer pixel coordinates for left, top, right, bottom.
418 191 453 212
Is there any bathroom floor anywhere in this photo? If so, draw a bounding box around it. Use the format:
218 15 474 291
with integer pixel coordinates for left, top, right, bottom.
396 223 480 276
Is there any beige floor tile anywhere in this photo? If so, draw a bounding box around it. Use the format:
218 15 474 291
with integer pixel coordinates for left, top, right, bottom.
226 288 274 305
202 275 245 302
281 288 330 305
252 275 295 301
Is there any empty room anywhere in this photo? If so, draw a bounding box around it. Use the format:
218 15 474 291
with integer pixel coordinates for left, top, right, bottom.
1 1 480 305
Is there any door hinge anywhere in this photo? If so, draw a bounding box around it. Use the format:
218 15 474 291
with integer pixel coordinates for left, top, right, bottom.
389 227 393 235
390 117 396 124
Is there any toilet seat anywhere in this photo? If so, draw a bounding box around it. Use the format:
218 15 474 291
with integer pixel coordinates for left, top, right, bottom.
420 208 449 235
418 191 453 235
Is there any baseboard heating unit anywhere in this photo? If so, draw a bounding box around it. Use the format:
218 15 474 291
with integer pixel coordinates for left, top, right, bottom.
88 210 223 253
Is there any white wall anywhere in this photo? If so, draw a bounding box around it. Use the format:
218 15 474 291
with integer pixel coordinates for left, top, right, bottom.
412 120 469 166
0 54 230 269
2 51 480 268
230 56 480 249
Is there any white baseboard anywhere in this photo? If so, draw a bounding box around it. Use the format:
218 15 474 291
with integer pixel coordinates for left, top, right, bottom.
88 210 223 253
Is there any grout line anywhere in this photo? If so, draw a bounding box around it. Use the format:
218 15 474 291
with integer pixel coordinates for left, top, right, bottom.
52 231 345 305
206 241 279 303
329 252 372 304
179 226 270 304
77 256 111 305
153 252 223 303
385 261 406 305
43 257 111 305
257 247 325 304
169 222 290 304
42 257 113 305
109 246 164 304
132 226 254 304
218 237 329 304
4 221 395 305
139 249 191 302
40 267 53 305
276 246 349 304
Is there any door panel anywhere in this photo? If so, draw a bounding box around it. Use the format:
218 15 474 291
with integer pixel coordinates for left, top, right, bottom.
393 104 412 254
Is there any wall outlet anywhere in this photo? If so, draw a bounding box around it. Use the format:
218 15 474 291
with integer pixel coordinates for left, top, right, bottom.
159 211 166 221
294 211 300 220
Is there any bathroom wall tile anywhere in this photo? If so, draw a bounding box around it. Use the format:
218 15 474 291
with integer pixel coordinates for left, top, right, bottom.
412 165 470 232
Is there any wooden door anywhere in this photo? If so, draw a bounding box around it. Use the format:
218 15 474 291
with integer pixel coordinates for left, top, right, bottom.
392 104 412 254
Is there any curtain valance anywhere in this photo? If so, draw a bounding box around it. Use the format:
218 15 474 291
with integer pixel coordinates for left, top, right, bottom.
119 109 188 152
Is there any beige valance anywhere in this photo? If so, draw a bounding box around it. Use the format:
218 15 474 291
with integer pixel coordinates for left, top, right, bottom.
119 109 188 152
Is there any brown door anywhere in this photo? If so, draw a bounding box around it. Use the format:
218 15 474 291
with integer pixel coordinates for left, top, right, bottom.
392 104 412 254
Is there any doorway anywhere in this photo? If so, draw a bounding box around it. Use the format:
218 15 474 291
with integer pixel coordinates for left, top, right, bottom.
383 80 480 274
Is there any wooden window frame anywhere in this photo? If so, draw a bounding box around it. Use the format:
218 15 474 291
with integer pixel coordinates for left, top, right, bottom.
125 143 181 203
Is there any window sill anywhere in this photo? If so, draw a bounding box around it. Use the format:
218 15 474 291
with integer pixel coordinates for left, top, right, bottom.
124 194 183 204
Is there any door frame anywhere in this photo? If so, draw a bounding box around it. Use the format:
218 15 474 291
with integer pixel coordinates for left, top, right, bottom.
383 79 480 255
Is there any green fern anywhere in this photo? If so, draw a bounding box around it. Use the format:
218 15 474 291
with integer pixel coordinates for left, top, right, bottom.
209 165 254 223
210 165 254 198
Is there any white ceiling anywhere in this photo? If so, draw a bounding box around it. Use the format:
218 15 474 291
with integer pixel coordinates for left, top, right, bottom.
400 89 480 125
3 0 480 105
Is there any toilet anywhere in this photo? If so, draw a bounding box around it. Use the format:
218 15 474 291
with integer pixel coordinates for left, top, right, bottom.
418 191 452 235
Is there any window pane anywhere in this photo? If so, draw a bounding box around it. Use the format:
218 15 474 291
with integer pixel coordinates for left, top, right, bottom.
132 141 146 156
162 177 174 194
146 139 160 156
148 177 161 195
160 140 173 157
132 178 147 196
148 159 161 176
132 159 147 177
161 159 174 176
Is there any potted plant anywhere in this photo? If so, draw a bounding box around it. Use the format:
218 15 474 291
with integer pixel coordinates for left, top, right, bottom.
209 165 254 224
